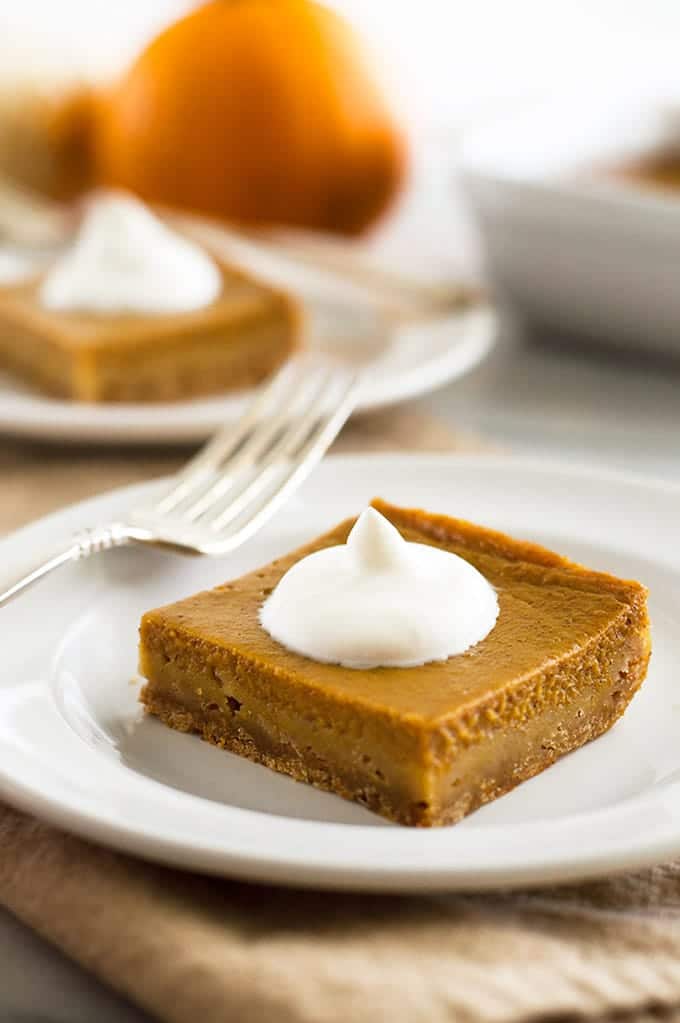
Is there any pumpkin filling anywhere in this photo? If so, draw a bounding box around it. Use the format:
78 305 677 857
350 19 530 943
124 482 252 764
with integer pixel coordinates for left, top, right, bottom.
0 257 299 402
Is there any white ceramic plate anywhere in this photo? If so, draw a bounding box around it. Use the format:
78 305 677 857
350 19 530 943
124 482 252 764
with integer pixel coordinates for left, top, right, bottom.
1 454 679 891
0 215 496 444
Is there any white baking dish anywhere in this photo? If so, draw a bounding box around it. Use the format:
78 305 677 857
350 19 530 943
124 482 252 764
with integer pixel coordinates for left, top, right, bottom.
459 96 680 355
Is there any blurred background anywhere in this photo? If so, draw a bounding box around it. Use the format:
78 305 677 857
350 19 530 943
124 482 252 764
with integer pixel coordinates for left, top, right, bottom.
5 1 680 124
1 0 679 474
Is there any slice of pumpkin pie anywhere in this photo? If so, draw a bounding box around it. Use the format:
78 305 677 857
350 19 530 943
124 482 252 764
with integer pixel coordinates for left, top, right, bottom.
139 499 651 826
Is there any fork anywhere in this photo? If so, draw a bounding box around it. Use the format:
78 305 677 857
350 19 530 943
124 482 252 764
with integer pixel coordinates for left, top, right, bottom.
0 355 360 608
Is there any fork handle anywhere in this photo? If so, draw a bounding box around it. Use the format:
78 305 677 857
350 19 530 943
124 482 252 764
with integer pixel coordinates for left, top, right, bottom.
0 523 135 608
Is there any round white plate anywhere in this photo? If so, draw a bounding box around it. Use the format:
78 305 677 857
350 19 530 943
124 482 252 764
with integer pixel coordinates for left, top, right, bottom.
1 454 678 891
0 215 496 445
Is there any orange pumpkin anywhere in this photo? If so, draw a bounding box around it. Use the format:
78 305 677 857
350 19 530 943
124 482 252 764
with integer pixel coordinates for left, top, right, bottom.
92 0 406 235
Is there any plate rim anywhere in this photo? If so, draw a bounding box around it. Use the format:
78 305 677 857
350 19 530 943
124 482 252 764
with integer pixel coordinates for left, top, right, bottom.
2 451 680 892
5 449 680 548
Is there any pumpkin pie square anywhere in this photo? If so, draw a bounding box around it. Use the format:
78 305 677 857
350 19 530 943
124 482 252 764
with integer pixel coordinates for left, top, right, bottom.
0 257 300 402
138 499 650 827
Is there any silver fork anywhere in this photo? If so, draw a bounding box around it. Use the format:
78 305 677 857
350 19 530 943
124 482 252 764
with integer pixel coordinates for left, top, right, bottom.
0 355 360 607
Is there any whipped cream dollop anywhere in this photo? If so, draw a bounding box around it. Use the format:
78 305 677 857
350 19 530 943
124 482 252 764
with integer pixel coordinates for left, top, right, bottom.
40 192 222 314
260 507 499 669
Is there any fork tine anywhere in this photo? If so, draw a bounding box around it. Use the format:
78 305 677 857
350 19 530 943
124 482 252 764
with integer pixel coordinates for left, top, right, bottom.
177 363 329 522
154 354 314 515
188 366 339 527
182 354 317 475
207 369 359 544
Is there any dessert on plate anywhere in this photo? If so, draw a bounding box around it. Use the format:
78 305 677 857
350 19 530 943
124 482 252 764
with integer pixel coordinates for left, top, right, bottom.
0 192 299 402
139 499 651 827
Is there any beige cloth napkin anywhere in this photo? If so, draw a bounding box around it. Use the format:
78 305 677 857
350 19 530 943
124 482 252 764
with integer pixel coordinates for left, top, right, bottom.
1 406 679 1023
